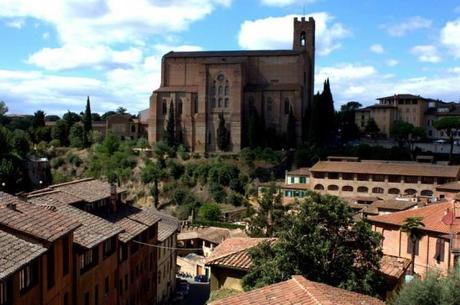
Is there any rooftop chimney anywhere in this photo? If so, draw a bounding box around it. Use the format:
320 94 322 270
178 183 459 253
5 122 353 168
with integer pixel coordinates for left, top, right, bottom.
110 183 118 213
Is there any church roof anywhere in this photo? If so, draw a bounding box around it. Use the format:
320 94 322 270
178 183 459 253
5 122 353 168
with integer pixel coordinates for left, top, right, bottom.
163 49 301 58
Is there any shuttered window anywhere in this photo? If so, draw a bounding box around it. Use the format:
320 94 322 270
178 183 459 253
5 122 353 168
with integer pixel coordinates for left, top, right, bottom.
434 238 445 263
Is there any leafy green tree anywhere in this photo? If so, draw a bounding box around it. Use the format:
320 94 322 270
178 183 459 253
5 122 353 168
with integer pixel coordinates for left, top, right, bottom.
0 101 7 116
12 129 30 156
217 112 230 151
63 111 81 127
338 101 362 142
69 124 84 148
390 269 460 305
164 101 176 147
116 107 127 114
141 161 165 208
247 183 285 237
400 217 425 275
51 120 69 146
32 110 46 129
390 121 426 160
45 115 60 122
243 192 384 296
308 79 336 146
208 183 226 203
198 202 222 221
101 111 116 120
91 113 101 121
0 126 27 192
433 117 460 163
286 107 296 148
365 118 380 138
82 96 93 147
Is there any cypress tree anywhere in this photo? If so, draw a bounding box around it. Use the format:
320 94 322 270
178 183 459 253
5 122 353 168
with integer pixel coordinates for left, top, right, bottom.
164 101 175 147
308 91 322 145
83 96 92 147
216 112 230 151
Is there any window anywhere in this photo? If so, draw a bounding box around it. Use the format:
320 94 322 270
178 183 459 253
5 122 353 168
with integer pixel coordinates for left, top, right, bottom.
314 184 324 190
20 261 38 293
372 174 385 182
119 243 128 262
80 247 98 274
388 188 400 195
404 176 418 184
421 177 435 184
211 97 216 108
300 176 306 184
224 83 229 96
342 185 353 192
104 237 116 258
290 177 295 183
47 244 55 289
284 98 290 115
421 190 433 196
178 100 183 115
342 173 354 180
357 174 369 181
327 172 339 179
327 185 339 191
388 175 401 183
357 186 368 193
131 241 139 255
131 125 136 133
224 98 229 108
0 280 10 305
407 236 419 256
193 96 198 114
434 238 445 263
95 285 99 305
218 98 222 108
405 189 417 195
372 187 384 194
313 172 325 179
266 97 273 112
105 276 109 296
162 99 167 115
63 235 70 276
218 86 223 96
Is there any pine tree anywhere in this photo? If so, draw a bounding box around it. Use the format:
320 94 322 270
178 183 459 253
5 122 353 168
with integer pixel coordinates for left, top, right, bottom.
217 112 230 151
286 107 296 148
164 101 176 147
83 96 92 147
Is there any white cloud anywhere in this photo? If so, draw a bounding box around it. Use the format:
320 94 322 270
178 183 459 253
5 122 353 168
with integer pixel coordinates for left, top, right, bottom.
382 16 431 37
4 18 24 28
369 44 384 54
260 0 316 7
238 13 350 56
0 0 231 46
386 59 399 67
410 45 441 63
153 44 204 55
448 67 460 74
316 64 376 83
27 45 143 71
441 18 460 58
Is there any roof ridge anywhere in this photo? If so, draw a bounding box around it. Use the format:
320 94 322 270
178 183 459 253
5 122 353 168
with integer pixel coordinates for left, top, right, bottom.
26 189 62 198
49 177 95 188
205 238 275 264
292 276 323 305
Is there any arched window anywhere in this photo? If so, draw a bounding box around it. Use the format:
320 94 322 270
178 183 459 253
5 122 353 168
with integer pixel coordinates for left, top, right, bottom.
284 98 290 115
178 100 183 115
211 98 216 108
224 81 229 96
421 190 433 196
162 99 167 115
193 96 198 114
357 186 368 193
218 86 223 96
300 31 306 47
342 185 353 192
372 187 384 194
314 184 324 191
388 188 400 195
327 185 339 191
218 98 222 108
211 84 216 95
405 189 417 195
224 98 229 108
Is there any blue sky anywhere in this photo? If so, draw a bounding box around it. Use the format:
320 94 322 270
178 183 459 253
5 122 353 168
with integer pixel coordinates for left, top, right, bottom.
0 0 459 115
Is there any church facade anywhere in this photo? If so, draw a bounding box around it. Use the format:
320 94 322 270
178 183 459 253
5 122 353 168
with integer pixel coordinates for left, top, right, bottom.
148 17 315 152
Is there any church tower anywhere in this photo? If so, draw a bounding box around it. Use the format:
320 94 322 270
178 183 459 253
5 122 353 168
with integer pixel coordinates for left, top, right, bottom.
293 17 315 139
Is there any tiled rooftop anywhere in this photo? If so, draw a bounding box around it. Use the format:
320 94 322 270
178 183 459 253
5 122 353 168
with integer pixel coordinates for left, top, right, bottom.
205 237 276 270
380 254 411 280
151 210 180 242
0 229 47 280
310 160 460 178
286 167 310 176
0 192 80 242
368 201 460 234
178 227 230 244
209 275 385 305
436 181 460 192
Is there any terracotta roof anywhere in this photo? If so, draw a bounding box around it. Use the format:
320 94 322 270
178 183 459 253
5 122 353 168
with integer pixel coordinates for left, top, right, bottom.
436 181 460 192
0 192 80 242
0 230 47 280
286 167 310 176
280 183 310 190
164 50 300 58
178 227 230 244
310 160 460 178
209 275 385 305
205 237 276 270
371 199 418 211
368 201 460 234
151 210 180 242
380 255 411 280
48 178 126 203
377 94 425 100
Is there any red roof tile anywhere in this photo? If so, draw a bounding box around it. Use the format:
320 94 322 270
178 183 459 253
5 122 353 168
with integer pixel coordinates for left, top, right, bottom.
380 255 411 280
209 275 385 305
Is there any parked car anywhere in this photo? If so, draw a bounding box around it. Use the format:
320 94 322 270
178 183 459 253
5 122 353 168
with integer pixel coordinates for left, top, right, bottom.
194 274 208 282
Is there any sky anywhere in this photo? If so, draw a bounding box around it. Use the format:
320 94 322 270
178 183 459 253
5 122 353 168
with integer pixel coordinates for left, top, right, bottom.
0 0 460 115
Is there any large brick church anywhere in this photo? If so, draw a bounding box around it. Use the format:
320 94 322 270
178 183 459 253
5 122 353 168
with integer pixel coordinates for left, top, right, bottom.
148 17 315 152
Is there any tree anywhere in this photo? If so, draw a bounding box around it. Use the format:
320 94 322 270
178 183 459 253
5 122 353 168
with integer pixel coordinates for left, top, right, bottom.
32 110 46 129
390 121 426 160
433 117 460 164
217 112 230 151
69 124 84 148
63 111 81 127
141 161 165 208
338 101 362 142
243 192 384 296
400 217 425 275
0 101 7 115
365 118 380 139
116 107 127 114
101 111 116 120
91 113 101 121
286 107 296 148
308 79 336 146
198 202 222 221
51 120 69 146
45 115 60 122
164 101 176 147
247 183 285 237
82 96 93 147
390 268 460 305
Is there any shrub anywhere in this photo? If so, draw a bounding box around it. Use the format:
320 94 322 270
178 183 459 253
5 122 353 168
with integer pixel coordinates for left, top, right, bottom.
49 139 61 147
67 154 82 167
177 144 190 160
208 183 226 203
167 160 185 180
227 192 244 206
198 202 222 221
51 157 65 169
